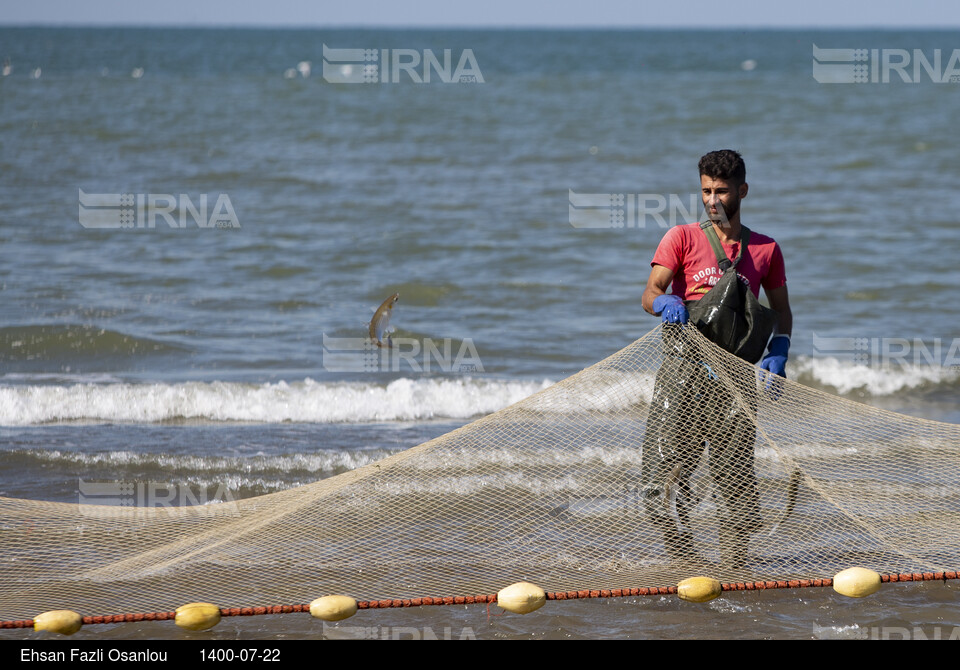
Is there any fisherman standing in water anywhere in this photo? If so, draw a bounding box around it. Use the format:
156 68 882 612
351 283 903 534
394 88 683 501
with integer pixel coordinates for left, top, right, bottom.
640 149 793 565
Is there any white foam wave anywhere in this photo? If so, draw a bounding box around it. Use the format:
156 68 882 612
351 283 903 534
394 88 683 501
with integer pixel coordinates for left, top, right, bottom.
793 355 960 396
18 448 397 475
0 377 554 426
0 372 125 384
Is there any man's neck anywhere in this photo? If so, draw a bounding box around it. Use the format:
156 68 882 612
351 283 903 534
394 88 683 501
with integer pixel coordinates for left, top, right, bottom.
711 218 742 244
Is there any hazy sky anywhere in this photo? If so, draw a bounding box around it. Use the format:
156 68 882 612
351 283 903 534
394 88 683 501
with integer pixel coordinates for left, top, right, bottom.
3 0 958 28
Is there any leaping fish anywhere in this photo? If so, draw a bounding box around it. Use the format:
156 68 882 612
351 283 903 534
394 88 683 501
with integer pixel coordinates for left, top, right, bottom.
369 292 399 348
766 468 802 536
663 464 691 535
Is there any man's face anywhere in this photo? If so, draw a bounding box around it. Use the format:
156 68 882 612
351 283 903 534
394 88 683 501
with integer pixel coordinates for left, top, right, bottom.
700 175 747 227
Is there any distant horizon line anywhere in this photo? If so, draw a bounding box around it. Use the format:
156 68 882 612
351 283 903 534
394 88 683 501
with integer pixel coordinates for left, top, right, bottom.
1 23 958 31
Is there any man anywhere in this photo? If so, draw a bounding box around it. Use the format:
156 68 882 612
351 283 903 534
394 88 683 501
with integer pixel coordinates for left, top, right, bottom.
639 149 792 565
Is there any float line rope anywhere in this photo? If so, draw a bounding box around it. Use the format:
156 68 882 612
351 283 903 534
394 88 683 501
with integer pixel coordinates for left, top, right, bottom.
4 571 957 629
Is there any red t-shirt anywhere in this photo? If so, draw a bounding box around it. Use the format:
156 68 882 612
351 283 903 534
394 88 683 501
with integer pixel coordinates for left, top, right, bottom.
651 223 786 301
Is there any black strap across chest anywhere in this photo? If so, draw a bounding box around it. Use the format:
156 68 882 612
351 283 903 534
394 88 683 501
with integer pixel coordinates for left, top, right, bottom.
699 220 750 272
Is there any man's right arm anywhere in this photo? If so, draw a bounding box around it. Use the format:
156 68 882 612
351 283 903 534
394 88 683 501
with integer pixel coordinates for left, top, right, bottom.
642 264 677 315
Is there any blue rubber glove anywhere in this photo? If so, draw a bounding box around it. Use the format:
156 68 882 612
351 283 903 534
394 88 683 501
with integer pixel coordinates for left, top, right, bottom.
759 334 790 399
653 294 689 324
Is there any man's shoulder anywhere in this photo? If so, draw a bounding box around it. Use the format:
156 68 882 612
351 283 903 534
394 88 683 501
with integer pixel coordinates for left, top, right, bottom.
744 227 780 248
651 223 699 268
661 222 701 241
667 223 780 249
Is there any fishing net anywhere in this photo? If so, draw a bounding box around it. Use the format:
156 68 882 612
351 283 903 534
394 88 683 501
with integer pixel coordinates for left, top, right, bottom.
2 324 960 623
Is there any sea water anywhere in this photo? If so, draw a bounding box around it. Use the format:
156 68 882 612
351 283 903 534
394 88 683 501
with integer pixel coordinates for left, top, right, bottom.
2 27 960 640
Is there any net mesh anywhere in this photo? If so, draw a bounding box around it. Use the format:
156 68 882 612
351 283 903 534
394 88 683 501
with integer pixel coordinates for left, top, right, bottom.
2 325 960 621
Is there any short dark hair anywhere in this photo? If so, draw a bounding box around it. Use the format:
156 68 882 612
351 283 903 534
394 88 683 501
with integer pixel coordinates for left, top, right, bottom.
698 150 746 186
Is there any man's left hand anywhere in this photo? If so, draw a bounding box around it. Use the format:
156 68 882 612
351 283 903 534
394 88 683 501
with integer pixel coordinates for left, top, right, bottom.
759 335 790 399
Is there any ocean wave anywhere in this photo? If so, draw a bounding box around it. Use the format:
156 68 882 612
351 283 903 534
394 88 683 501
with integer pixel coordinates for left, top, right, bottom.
2 354 955 427
0 377 554 426
0 324 187 361
792 355 960 396
9 447 396 476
